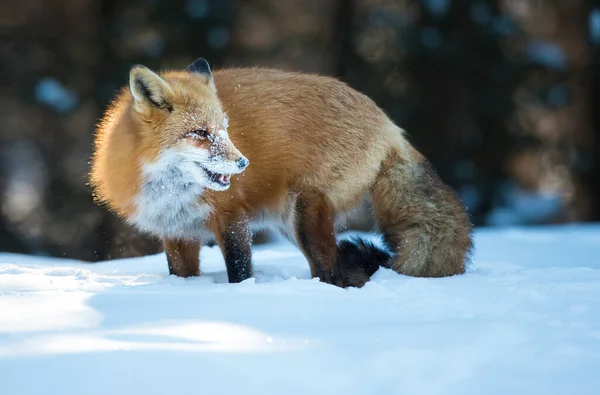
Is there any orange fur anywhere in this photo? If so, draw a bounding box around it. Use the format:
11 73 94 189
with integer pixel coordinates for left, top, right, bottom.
90 59 472 286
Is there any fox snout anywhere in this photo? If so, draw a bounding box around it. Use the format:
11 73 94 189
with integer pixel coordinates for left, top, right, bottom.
237 157 249 170
209 153 248 174
208 137 248 174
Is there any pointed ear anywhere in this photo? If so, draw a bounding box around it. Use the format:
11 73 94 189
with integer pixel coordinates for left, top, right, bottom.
129 65 174 114
186 58 213 80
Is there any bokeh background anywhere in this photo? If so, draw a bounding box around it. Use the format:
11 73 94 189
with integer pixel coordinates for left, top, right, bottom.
1 0 599 261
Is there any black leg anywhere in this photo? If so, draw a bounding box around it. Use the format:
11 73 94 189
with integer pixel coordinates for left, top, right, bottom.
167 255 176 275
217 217 253 283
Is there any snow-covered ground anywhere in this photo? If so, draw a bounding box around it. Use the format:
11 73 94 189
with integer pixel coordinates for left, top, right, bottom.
1 225 599 395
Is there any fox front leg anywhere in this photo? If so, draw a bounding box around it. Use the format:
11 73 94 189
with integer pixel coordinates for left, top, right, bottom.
163 238 201 277
215 216 253 283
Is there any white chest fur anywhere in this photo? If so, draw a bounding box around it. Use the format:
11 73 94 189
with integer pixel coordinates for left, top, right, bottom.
130 151 211 240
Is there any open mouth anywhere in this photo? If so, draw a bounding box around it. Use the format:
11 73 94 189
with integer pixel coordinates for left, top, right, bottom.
195 162 231 187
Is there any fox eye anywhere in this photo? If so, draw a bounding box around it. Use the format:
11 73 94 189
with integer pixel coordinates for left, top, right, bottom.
187 129 208 139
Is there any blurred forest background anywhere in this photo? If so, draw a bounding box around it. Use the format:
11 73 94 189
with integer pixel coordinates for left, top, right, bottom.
1 0 599 261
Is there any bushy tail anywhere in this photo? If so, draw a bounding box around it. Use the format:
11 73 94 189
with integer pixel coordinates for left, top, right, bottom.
339 146 473 287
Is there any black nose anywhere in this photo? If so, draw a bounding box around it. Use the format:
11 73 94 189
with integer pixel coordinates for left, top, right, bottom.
237 157 249 170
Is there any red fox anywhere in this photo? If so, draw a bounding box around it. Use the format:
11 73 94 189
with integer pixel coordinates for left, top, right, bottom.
90 58 472 287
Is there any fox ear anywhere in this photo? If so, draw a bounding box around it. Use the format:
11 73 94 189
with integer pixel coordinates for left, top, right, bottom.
129 65 174 114
186 58 213 80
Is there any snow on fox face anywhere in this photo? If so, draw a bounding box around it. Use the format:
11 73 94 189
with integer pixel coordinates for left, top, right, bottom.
133 108 248 239
172 111 248 191
128 63 249 192
126 63 251 238
146 110 248 192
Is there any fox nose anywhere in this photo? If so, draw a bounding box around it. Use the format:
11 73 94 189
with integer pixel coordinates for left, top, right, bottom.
237 157 249 170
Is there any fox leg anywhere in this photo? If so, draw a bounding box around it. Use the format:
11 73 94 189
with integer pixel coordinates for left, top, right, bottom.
163 238 201 277
294 192 343 287
215 216 253 283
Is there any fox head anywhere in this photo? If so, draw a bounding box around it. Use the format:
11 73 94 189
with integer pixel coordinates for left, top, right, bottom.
129 58 248 191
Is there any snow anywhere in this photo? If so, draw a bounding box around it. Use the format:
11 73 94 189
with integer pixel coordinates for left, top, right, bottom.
1 225 600 395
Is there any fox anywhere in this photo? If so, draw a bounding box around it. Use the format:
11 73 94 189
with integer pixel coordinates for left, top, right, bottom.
89 58 472 287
